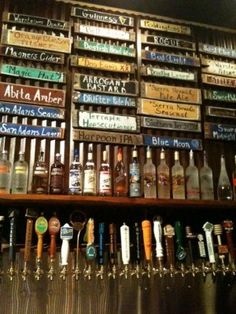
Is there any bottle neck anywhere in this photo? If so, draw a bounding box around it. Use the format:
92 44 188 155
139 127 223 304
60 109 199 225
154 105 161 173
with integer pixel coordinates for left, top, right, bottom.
18 153 25 162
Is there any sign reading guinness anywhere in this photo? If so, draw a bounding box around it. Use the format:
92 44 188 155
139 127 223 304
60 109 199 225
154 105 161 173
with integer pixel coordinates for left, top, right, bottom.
74 74 138 96
140 19 191 35
138 98 200 121
142 34 195 50
141 83 202 104
71 7 134 27
141 66 196 81
199 43 236 59
201 58 236 77
206 106 236 119
202 73 236 88
203 89 236 103
143 134 202 151
205 122 236 141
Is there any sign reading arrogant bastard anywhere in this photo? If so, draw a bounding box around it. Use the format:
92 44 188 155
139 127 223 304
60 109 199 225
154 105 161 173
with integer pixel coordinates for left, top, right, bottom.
0 82 65 107
205 122 236 141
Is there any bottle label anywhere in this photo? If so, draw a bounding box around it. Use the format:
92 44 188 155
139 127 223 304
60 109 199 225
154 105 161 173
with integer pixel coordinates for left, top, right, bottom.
129 164 141 196
50 169 64 193
233 178 236 187
158 173 169 186
172 175 185 198
0 165 8 173
99 171 112 194
83 169 96 194
69 169 82 194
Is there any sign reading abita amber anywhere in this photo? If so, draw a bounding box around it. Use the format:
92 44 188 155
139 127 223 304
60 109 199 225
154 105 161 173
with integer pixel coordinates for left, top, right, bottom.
206 106 236 119
141 66 196 81
205 122 236 141
74 74 137 96
75 39 136 57
71 7 134 27
141 116 201 132
0 82 65 107
74 23 135 41
73 92 136 107
143 134 202 151
203 89 236 103
0 102 65 120
202 74 236 88
1 30 71 53
0 64 65 83
201 58 236 77
72 56 134 73
142 34 195 50
138 98 200 121
199 43 236 59
0 122 64 139
140 19 191 35
75 110 139 133
3 12 69 30
141 83 202 104
73 129 143 146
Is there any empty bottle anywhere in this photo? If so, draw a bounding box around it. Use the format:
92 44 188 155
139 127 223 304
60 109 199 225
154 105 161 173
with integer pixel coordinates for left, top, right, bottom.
0 150 11 194
217 154 232 200
143 146 156 198
11 151 28 194
186 150 200 200
200 151 214 200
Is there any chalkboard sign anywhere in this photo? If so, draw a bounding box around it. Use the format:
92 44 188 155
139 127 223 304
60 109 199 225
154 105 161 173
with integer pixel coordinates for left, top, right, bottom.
201 58 236 77
199 43 236 59
206 106 236 119
205 122 236 141
142 35 195 50
202 74 236 88
74 74 138 96
203 89 236 103
141 66 196 81
140 19 191 35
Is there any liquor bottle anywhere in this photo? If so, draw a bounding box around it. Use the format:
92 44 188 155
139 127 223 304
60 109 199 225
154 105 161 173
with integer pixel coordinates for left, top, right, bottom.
99 150 112 196
68 149 83 195
32 150 48 194
157 149 170 199
129 146 141 197
171 151 185 199
0 150 11 194
11 151 28 194
143 146 156 198
49 153 65 194
217 154 233 200
200 151 214 200
113 147 127 197
232 155 236 200
185 150 200 200
83 144 96 196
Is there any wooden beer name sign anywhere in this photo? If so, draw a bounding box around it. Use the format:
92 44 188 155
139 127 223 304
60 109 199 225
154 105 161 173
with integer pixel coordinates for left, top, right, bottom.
141 83 202 104
71 56 134 73
142 35 195 50
73 92 136 107
74 23 135 41
73 129 143 146
141 116 201 132
75 110 139 133
0 82 65 107
141 66 196 81
138 98 200 121
0 122 64 139
140 19 191 35
201 58 236 77
75 39 135 57
143 134 202 151
0 64 65 83
199 43 236 59
206 106 236 119
203 89 236 103
71 7 134 27
1 30 71 53
3 12 69 30
205 122 236 141
0 102 65 120
74 74 138 96
142 50 200 67
202 74 236 88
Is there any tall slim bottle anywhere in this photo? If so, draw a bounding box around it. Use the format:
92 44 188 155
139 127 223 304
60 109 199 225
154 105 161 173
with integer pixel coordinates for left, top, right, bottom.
0 150 11 194
113 147 127 197
129 146 141 197
185 150 200 200
157 149 170 199
143 146 156 198
200 151 214 200
68 149 83 195
171 151 185 199
11 151 28 194
83 144 96 196
99 150 112 196
49 153 65 194
217 154 232 200
32 150 48 194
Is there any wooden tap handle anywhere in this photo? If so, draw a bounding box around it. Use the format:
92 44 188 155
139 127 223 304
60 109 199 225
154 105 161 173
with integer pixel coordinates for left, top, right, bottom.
24 218 33 262
37 234 43 259
142 220 152 262
109 223 117 265
49 234 56 259
223 220 235 262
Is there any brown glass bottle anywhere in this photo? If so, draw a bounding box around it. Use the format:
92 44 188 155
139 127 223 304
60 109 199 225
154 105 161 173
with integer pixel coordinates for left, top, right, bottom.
32 151 49 194
49 153 65 194
113 147 128 197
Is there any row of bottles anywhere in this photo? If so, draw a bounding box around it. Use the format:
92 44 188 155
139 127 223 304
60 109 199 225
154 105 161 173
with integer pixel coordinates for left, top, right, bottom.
0 146 235 199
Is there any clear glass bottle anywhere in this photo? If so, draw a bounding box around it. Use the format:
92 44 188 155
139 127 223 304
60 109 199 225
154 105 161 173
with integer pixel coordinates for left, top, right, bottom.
68 149 83 195
171 151 185 199
49 153 65 194
83 144 96 196
143 146 156 198
11 151 28 194
200 151 214 200
99 150 112 196
157 149 170 199
0 150 11 194
232 155 236 200
32 150 48 194
185 150 200 200
113 147 127 197
129 146 141 197
217 154 233 200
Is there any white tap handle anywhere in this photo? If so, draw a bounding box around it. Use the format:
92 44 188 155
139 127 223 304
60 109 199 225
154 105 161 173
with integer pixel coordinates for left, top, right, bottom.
120 223 130 265
153 220 163 258
61 239 69 266
203 222 215 264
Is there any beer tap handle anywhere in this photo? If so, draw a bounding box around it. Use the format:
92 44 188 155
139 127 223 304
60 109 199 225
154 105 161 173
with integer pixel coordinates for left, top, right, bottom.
120 223 130 278
109 223 117 278
223 220 235 264
96 223 105 279
131 222 141 278
48 216 60 260
84 218 96 280
164 224 175 275
153 217 164 275
142 220 152 277
0 216 4 273
60 223 73 280
8 211 16 279
185 226 197 275
175 221 187 262
214 224 228 274
203 222 215 264
35 215 48 280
